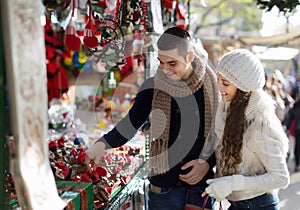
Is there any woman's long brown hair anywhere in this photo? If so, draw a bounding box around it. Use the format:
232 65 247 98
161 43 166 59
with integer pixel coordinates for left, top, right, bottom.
219 89 251 176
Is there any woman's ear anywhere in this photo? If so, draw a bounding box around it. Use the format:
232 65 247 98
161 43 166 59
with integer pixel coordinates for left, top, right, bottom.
186 51 194 63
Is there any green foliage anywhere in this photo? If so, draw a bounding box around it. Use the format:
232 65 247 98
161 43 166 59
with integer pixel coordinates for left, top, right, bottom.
256 0 300 15
191 0 262 34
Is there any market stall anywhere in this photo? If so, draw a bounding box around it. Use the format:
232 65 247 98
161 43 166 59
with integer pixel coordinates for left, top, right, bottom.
1 0 195 209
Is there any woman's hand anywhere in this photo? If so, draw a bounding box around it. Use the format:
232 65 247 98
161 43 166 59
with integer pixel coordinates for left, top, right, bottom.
202 176 234 202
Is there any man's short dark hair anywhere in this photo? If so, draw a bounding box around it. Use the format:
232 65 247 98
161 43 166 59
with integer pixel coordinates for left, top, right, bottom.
157 27 193 58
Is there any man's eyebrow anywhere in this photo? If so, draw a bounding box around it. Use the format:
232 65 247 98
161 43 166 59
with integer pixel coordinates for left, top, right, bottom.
157 57 177 64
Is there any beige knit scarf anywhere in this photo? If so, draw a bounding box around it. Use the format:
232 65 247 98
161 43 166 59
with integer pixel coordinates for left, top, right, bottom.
149 57 213 174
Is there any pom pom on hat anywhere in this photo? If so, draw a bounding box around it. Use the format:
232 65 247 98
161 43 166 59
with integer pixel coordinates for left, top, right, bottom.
216 49 265 92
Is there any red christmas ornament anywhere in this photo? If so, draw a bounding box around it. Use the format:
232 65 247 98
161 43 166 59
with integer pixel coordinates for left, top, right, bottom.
98 0 107 8
64 0 81 51
64 25 81 51
91 171 100 183
55 161 65 169
76 152 85 164
48 140 58 150
83 22 98 48
163 0 176 9
61 166 70 178
57 136 65 147
95 166 108 177
83 6 99 48
71 148 77 156
175 0 188 29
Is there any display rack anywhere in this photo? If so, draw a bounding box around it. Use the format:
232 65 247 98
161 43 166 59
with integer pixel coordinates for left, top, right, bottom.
102 165 149 210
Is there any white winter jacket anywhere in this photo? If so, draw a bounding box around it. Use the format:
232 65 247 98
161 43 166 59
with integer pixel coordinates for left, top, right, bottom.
215 90 290 201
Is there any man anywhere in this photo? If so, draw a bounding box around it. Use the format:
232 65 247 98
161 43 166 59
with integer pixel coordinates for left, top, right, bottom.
85 27 219 209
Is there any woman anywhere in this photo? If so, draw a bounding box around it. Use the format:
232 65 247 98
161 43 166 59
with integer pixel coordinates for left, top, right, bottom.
203 49 290 209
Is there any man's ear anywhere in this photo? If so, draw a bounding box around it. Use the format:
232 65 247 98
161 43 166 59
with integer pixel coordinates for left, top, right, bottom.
186 51 194 63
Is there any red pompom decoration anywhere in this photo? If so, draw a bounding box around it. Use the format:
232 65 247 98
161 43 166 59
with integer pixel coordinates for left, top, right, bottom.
163 0 176 9
64 0 81 51
76 152 85 165
61 166 70 178
83 18 98 49
64 25 81 51
48 140 58 150
57 136 65 148
95 166 108 177
55 161 65 169
91 171 100 183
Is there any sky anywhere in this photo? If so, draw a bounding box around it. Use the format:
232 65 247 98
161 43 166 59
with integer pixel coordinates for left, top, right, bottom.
260 6 300 36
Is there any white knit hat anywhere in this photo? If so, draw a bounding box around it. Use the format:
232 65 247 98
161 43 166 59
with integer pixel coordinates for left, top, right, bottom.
216 49 265 92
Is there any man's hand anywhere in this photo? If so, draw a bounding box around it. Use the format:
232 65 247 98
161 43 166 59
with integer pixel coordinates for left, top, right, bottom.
179 159 209 185
85 142 106 166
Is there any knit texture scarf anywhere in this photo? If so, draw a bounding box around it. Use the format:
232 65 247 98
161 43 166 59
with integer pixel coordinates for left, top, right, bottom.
149 57 213 174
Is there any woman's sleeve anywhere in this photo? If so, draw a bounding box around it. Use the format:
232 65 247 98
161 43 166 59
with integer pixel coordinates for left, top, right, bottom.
233 122 290 191
252 123 289 189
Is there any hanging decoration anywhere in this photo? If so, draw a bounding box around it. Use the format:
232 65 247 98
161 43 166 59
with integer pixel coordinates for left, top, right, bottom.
101 0 116 20
42 0 72 22
44 15 69 104
131 0 152 65
44 0 154 74
141 0 151 32
161 0 190 29
132 26 145 65
83 5 99 48
83 15 125 71
175 0 189 29
64 0 81 51
114 0 151 69
161 0 176 26
90 0 107 14
116 0 150 32
127 0 143 28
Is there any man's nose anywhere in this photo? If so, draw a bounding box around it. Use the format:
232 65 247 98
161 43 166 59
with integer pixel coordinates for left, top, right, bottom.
162 65 172 72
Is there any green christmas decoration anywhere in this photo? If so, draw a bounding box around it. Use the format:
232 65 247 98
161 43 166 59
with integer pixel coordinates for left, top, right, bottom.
5 170 17 203
84 17 125 71
90 0 107 14
42 0 72 22
117 0 150 33
43 0 71 10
